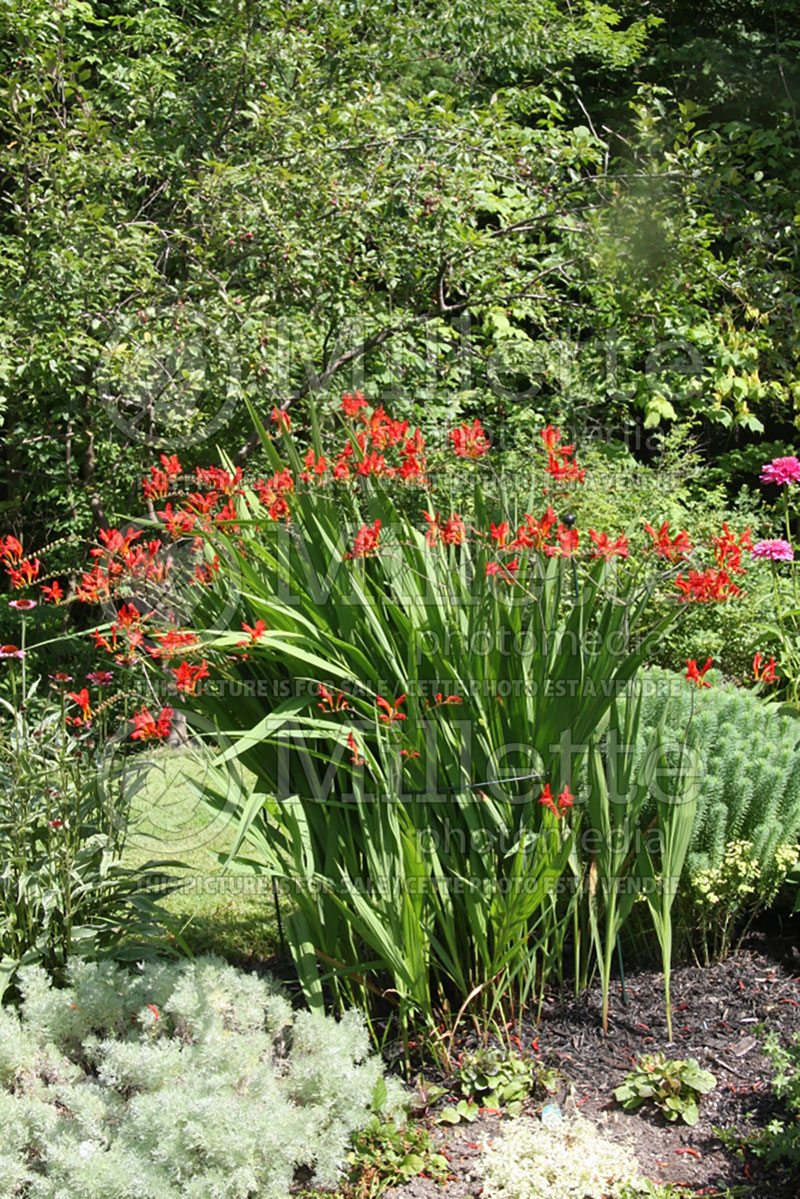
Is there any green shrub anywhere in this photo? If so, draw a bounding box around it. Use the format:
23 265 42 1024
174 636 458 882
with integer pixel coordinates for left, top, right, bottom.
0 678 178 997
558 426 776 683
632 667 800 960
0 956 406 1198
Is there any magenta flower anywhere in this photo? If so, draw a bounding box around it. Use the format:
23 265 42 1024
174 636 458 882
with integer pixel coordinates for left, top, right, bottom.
751 539 795 562
86 670 114 686
9 598 37 611
760 456 800 486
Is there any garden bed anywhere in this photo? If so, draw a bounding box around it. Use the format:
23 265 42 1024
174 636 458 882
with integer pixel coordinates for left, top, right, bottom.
383 930 800 1198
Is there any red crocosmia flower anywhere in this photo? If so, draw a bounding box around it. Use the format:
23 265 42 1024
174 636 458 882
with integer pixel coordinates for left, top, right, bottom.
150 630 199 659
401 749 421 758
0 644 25 659
491 522 510 548
589 530 629 561
540 424 562 453
538 784 558 815
376 694 407 723
486 558 519 584
643 520 693 562
545 453 585 484
9 557 41 588
441 514 466 545
341 390 369 419
115 602 144 628
157 503 196 539
301 447 328 483
399 453 426 482
545 525 579 557
557 785 574 813
171 660 210 694
356 450 387 478
67 688 92 720
270 406 291 432
195 465 242 495
160 453 182 478
540 424 584 482
345 519 381 559
685 657 713 688
185 490 219 519
94 526 143 559
0 535 24 565
317 684 350 712
511 507 558 550
143 468 170 500
270 468 294 495
269 496 291 523
753 652 779 683
347 730 364 765
675 568 740 603
9 597 37 610
92 629 113 654
423 511 440 547
194 558 220 586
426 693 463 707
238 619 267 646
712 523 752 574
86 671 114 686
41 580 64 604
131 706 174 741
449 418 489 459
145 1003 160 1021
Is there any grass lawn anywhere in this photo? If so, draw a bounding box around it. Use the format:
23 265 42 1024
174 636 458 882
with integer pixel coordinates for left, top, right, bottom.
118 744 280 966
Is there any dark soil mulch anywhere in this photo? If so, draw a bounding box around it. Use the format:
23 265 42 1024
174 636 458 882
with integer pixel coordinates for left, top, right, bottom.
385 929 800 1198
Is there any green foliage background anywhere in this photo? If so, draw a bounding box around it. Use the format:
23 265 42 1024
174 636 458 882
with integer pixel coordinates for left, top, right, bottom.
2 0 800 565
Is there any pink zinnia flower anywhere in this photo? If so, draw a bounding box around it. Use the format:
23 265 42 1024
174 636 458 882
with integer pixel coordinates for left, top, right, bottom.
9 598 37 611
751 539 794 562
760 456 800 486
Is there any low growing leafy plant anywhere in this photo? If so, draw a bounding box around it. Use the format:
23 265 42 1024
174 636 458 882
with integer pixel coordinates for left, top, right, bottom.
438 1047 557 1123
340 1114 450 1197
613 1053 716 1126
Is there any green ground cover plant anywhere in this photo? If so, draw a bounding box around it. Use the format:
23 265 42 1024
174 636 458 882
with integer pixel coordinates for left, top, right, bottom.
613 1053 716 1127
479 1113 644 1199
